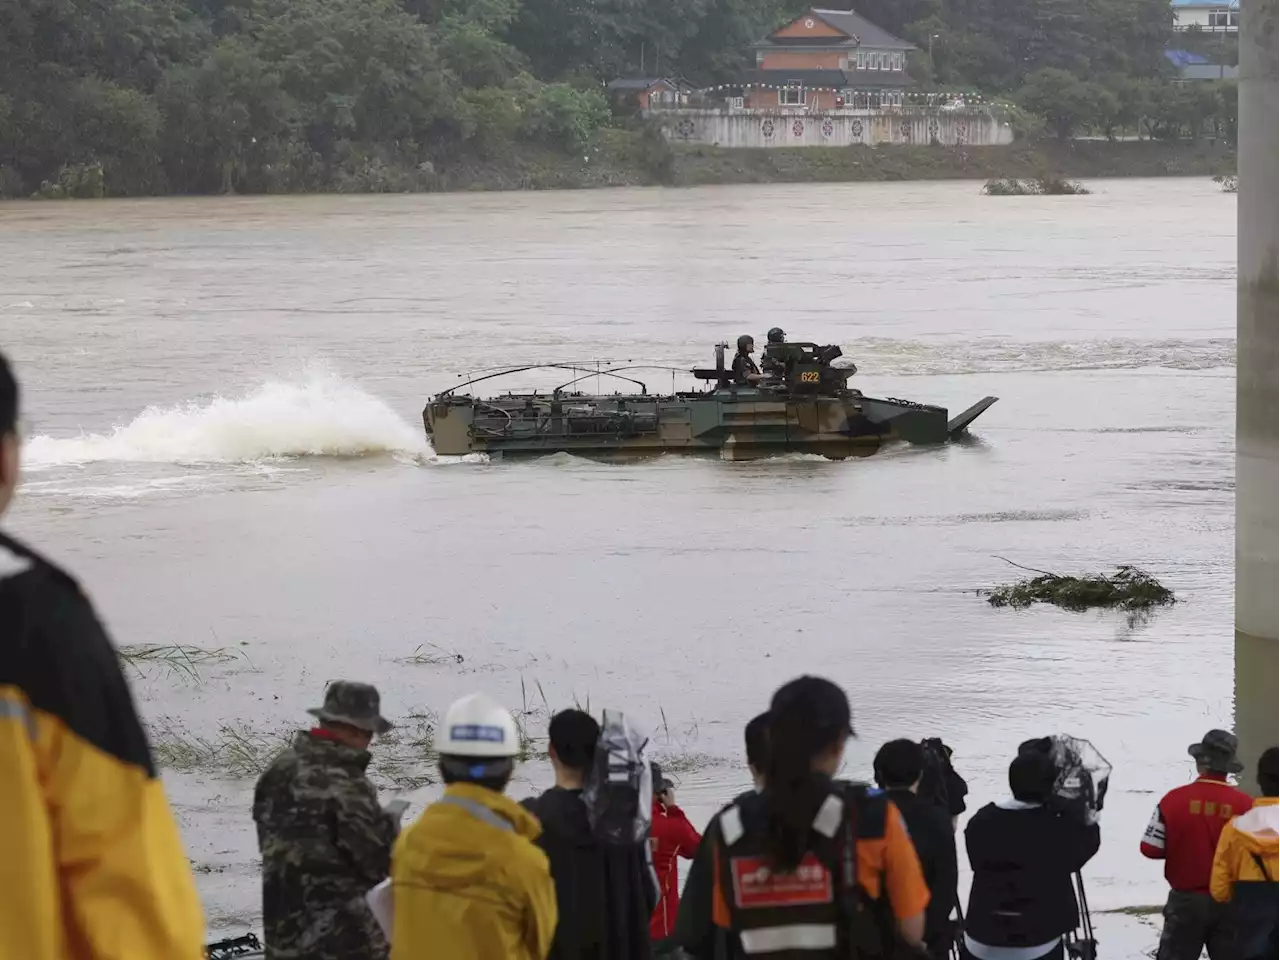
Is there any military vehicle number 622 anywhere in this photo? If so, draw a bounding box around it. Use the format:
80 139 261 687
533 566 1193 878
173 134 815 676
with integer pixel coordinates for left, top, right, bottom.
799 371 821 382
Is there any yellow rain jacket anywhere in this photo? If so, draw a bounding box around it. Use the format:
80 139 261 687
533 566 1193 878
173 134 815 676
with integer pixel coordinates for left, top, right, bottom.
390 782 557 960
1210 796 1279 900
0 531 205 960
1211 796 1278 959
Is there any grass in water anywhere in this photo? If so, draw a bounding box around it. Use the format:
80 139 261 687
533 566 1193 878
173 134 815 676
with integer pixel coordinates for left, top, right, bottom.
393 643 465 666
119 644 240 683
985 559 1176 612
153 709 445 788
149 718 291 777
372 710 440 790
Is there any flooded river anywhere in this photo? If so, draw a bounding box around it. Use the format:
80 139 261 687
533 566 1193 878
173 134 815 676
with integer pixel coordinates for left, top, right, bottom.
1 178 1236 940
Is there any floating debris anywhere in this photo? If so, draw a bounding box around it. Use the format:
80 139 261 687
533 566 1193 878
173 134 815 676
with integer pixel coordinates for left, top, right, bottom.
1213 174 1238 194
393 643 464 666
983 176 1091 196
984 561 1176 611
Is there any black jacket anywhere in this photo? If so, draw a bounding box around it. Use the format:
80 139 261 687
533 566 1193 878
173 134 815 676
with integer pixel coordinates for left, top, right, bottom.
885 789 958 952
523 787 656 960
964 801 1101 949
730 352 759 384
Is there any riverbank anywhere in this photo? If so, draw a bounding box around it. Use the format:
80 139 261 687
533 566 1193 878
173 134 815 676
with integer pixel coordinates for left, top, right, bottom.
433 131 1236 192
5 134 1237 200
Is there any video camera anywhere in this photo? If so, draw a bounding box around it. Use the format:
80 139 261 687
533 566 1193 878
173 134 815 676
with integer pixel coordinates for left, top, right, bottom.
1018 735 1111 826
1018 736 1110 960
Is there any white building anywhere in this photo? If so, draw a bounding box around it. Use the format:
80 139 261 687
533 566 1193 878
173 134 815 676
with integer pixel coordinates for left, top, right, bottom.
1171 0 1239 32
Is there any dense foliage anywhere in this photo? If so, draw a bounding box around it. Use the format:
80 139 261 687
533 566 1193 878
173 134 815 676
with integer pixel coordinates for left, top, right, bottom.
0 0 1237 197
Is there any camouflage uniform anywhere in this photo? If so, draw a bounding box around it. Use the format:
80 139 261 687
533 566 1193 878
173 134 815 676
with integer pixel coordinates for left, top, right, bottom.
253 682 397 960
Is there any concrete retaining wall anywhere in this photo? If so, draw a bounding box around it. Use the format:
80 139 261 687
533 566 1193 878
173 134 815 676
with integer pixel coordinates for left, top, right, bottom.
653 109 1014 148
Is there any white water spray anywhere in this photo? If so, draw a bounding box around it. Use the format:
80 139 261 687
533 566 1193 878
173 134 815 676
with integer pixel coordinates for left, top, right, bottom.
24 370 431 467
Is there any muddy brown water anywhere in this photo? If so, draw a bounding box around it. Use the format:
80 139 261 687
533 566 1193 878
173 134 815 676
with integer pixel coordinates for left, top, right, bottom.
1 179 1235 937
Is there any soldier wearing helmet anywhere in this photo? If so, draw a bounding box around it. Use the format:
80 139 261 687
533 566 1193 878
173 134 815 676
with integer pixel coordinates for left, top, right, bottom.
390 693 557 960
731 334 762 385
761 327 789 376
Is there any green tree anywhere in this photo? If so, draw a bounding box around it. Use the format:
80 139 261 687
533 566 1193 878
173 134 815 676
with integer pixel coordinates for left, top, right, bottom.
1019 67 1116 140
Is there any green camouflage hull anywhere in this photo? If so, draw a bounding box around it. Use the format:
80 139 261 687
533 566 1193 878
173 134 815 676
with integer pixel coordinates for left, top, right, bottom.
423 389 997 460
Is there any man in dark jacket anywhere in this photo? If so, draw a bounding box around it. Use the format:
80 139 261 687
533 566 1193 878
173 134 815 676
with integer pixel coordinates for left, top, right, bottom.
253 681 398 960
876 740 960 960
523 709 657 960
963 750 1101 960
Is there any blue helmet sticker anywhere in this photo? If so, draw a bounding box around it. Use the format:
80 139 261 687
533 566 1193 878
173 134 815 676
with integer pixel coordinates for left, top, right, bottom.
451 724 506 743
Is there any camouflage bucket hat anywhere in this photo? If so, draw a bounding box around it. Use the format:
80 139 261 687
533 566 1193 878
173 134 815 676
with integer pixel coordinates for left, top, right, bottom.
307 681 393 735
1188 729 1243 774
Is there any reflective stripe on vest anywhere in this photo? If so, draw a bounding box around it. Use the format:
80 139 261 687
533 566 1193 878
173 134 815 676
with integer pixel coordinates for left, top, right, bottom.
437 794 514 832
741 923 839 954
0 696 35 740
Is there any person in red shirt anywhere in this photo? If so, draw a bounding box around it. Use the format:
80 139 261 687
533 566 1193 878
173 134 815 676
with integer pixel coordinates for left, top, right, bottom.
1142 729 1255 960
649 765 701 953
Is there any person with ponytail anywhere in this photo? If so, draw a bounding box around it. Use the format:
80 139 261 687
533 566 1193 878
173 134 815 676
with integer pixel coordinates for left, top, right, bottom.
676 676 930 959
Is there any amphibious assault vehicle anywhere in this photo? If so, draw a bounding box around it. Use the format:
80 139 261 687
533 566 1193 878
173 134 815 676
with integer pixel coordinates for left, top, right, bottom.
422 341 997 460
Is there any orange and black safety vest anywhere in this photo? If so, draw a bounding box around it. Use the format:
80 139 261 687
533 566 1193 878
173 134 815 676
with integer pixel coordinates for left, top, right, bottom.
714 784 893 958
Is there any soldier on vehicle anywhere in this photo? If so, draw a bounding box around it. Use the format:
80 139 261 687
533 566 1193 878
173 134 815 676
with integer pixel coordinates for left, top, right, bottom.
1 349 205 960
760 327 790 376
676 676 930 959
731 335 762 385
253 681 398 960
391 692 557 960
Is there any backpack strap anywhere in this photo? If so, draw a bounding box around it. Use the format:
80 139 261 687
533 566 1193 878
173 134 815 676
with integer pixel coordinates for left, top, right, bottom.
835 784 892 959
1249 850 1273 883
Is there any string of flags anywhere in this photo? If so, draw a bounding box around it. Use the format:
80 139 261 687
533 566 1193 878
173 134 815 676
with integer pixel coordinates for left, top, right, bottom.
694 83 993 105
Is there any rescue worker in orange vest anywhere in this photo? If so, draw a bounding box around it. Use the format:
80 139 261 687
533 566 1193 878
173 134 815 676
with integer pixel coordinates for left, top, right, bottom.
676 675 930 958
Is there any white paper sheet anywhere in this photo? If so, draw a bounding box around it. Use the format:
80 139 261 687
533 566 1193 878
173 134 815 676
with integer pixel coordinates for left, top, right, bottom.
366 878 393 940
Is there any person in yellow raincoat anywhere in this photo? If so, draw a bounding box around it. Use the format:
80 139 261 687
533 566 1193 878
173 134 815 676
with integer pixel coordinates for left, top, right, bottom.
390 692 557 960
0 351 204 960
1210 746 1278 960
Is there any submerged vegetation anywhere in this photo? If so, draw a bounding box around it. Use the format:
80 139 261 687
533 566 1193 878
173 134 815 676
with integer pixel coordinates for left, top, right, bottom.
119 643 242 683
985 562 1176 611
983 176 1091 196
149 719 293 778
1214 174 1239 193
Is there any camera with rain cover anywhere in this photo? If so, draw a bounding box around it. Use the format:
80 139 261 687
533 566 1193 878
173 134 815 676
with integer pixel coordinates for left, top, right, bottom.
1018 736 1111 960
1017 735 1111 826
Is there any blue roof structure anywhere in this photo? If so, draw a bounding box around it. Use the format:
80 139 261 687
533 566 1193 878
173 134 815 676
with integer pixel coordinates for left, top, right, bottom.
1164 48 1211 66
1169 0 1237 7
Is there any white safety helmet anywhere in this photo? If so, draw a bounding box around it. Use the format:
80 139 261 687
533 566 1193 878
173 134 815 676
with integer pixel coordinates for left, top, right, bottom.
438 693 520 759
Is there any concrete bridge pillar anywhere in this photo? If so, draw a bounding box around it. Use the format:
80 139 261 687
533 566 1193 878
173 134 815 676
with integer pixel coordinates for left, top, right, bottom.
1235 0 1279 790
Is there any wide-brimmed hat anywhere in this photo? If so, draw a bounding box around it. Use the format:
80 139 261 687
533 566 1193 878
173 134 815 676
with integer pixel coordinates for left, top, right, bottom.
307 681 393 735
1188 729 1243 774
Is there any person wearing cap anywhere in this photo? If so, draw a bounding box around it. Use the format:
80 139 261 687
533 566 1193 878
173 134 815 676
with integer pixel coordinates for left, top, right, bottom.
0 350 204 960
963 748 1101 960
391 692 556 960
253 680 399 960
676 676 930 959
1210 746 1278 960
1142 729 1255 960
649 763 701 951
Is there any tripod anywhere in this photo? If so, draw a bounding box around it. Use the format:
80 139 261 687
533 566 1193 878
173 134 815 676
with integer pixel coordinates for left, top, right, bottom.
1064 872 1097 960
